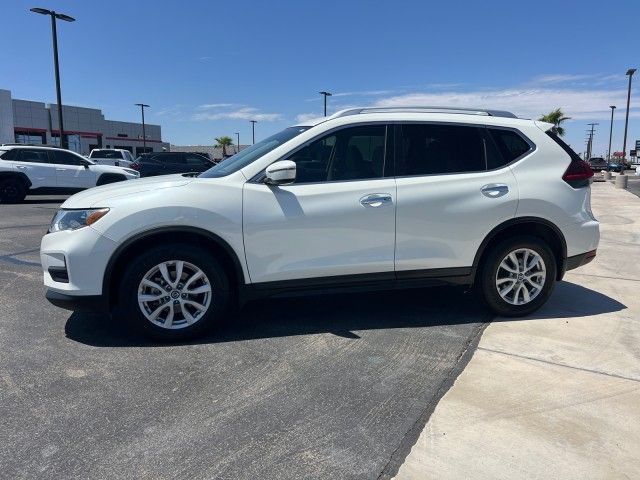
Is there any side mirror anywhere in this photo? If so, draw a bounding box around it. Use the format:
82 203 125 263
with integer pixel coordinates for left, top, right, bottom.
265 160 296 185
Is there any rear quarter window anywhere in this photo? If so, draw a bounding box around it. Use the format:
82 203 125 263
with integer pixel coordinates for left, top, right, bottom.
488 129 532 164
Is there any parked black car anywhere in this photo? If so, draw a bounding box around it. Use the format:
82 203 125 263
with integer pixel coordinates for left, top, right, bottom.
588 157 608 172
131 152 215 177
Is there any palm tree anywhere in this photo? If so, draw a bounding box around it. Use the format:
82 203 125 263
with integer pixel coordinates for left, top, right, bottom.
215 136 234 158
539 108 571 136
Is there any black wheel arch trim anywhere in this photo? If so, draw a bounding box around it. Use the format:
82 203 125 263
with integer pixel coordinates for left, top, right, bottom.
0 171 32 188
470 217 568 283
102 225 246 307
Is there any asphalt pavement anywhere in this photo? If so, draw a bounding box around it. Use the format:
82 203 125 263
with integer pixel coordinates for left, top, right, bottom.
0 195 491 479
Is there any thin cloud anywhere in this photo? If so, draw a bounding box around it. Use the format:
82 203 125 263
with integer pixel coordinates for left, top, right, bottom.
192 107 282 122
374 88 636 120
196 103 238 110
295 113 322 123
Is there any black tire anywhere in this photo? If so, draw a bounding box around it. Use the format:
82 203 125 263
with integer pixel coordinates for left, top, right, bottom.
478 235 556 317
118 244 230 341
96 174 126 186
0 178 27 203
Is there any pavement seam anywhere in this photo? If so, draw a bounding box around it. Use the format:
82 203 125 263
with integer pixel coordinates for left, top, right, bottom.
566 272 640 283
377 319 490 480
477 346 640 383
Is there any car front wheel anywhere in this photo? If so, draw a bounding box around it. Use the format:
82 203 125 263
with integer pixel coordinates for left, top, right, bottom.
479 236 556 317
119 244 230 340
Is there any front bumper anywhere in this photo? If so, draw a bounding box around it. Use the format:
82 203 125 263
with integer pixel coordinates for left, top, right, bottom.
46 289 107 313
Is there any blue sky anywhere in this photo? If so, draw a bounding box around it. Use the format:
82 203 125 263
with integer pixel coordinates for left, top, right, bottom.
1 0 639 156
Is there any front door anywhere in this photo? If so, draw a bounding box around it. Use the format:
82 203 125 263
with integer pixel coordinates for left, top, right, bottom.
243 124 396 284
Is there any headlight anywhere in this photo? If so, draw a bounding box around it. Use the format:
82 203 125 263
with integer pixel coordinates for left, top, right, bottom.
49 208 110 233
124 168 138 176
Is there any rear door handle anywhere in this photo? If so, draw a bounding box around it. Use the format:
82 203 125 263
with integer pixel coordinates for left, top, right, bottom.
56 168 67 171
481 184 509 198
360 193 393 208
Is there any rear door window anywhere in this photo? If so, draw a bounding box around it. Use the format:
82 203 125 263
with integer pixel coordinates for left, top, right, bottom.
15 149 51 163
397 124 486 175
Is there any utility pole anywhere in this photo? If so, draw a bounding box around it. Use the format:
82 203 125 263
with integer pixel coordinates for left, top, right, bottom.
587 123 598 159
607 106 616 161
235 132 240 154
250 120 257 144
319 91 332 116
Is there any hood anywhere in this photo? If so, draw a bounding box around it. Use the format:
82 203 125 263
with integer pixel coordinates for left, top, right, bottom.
62 174 194 208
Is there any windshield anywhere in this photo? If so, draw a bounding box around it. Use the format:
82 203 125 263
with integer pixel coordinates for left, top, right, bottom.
199 126 309 178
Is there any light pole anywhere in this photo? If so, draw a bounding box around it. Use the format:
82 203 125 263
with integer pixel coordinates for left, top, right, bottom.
135 103 150 153
621 68 636 174
319 91 332 116
607 106 616 161
235 132 240 154
250 120 257 144
30 7 75 149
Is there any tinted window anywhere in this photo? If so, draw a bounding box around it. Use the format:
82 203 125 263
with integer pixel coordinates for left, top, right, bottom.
16 149 51 163
397 124 485 175
185 154 209 166
52 150 86 166
200 127 309 178
285 125 386 182
90 150 122 159
489 129 531 162
0 149 16 160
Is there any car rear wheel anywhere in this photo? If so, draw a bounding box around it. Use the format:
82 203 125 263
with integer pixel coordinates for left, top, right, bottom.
479 236 556 317
119 244 230 340
0 178 27 203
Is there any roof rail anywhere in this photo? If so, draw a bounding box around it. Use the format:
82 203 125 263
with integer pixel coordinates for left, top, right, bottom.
333 106 517 119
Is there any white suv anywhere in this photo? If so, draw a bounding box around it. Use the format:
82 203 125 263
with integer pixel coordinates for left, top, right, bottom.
40 107 599 340
0 145 140 203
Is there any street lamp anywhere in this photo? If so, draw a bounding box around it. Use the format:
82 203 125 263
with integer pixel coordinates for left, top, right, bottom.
621 68 636 174
235 132 240 154
250 120 257 144
607 106 616 161
135 103 150 153
319 91 332 116
30 7 75 149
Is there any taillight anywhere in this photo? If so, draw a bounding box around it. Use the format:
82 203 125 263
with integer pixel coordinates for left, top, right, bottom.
562 160 593 188
130 162 140 170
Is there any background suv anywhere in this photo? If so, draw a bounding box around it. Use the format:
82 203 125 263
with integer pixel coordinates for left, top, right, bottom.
41 107 599 341
131 151 214 177
0 145 139 203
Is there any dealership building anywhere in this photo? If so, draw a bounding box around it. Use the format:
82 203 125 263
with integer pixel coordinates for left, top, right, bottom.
0 89 169 156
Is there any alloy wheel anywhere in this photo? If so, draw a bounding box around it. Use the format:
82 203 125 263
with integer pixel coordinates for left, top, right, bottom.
137 260 212 329
495 248 546 306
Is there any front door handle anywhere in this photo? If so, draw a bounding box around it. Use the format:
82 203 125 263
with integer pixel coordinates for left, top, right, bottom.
481 184 509 198
16 165 26 169
360 193 393 208
56 168 67 171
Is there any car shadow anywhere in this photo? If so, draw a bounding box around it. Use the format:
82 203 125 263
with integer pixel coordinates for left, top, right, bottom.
64 281 626 348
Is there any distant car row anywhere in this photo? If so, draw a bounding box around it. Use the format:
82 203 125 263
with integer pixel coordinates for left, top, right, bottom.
588 157 628 173
89 149 216 176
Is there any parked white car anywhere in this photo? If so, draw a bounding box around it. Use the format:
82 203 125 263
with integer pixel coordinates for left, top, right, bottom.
41 107 599 341
88 148 135 167
0 145 139 203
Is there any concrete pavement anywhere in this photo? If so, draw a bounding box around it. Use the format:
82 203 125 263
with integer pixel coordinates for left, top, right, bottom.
394 181 640 479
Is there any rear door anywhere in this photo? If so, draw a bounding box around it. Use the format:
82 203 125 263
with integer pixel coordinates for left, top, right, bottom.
51 149 96 188
394 123 520 275
12 148 56 189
